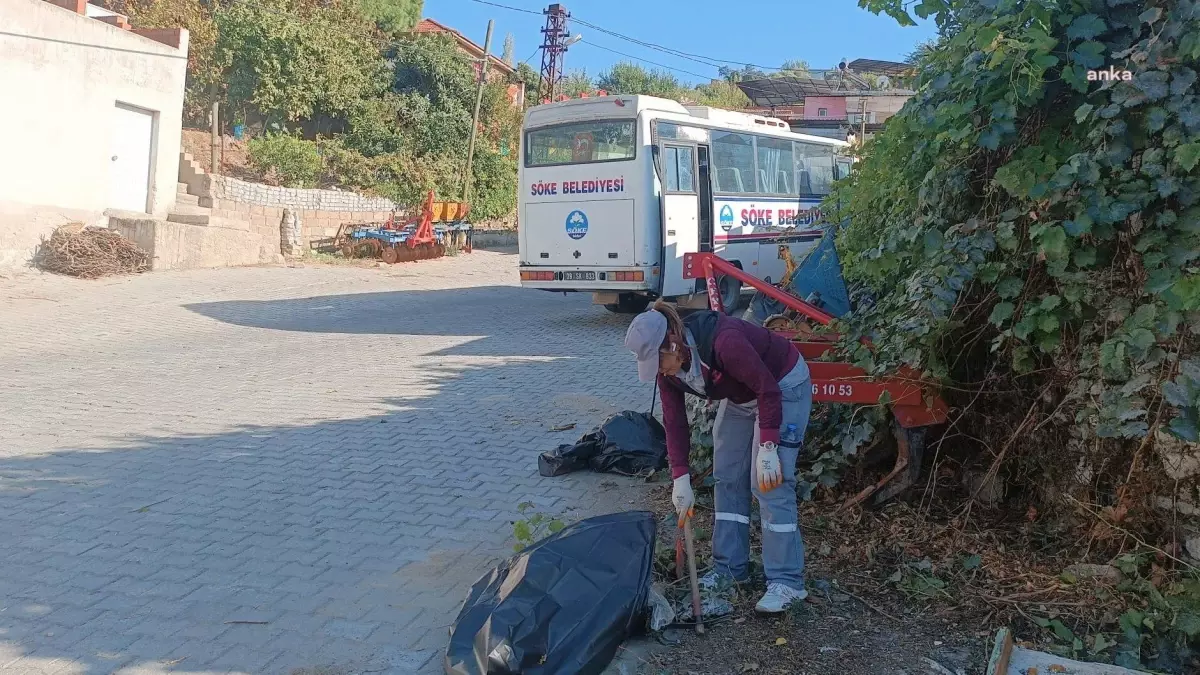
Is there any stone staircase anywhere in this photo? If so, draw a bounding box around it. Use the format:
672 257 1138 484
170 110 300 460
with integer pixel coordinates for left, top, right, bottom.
106 154 280 271
168 180 247 231
168 182 210 225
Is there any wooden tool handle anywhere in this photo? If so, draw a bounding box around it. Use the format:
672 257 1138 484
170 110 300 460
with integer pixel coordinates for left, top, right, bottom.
682 517 705 634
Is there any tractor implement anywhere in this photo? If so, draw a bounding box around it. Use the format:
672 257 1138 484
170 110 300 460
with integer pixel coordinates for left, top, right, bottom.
336 191 473 264
683 248 949 508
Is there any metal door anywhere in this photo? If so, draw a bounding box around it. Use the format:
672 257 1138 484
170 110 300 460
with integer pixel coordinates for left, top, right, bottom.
659 143 703 297
109 104 155 213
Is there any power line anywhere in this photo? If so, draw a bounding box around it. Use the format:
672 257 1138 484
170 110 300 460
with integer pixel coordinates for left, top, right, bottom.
518 46 540 67
466 0 543 15
462 0 842 75
579 39 713 81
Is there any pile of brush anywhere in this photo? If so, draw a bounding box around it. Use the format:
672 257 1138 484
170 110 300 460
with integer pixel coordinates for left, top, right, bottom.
35 224 150 279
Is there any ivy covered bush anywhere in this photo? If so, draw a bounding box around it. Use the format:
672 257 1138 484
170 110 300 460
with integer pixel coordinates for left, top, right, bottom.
821 0 1200 540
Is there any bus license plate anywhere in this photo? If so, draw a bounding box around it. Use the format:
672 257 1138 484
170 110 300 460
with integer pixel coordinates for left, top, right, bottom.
562 272 595 281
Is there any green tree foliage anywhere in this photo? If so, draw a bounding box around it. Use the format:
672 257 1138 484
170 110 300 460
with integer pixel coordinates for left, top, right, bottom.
502 33 515 66
598 62 683 98
833 0 1200 576
692 80 752 108
214 0 387 124
776 59 810 77
560 69 597 97
356 0 423 34
247 133 323 188
516 62 542 107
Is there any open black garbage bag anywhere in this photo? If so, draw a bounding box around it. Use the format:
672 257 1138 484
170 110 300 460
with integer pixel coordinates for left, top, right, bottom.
538 411 667 477
444 511 657 675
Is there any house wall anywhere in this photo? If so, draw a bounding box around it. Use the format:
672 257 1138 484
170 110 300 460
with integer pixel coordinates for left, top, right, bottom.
0 0 188 269
803 96 848 121
865 95 910 122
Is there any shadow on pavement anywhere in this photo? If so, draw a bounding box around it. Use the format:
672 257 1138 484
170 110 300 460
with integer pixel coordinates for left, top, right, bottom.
183 285 635 359
0 332 652 674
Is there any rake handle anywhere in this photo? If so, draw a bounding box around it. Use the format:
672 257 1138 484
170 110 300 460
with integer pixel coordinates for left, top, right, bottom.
682 517 705 634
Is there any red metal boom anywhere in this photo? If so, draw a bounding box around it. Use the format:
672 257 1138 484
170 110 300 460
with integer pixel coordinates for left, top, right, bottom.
682 251 950 507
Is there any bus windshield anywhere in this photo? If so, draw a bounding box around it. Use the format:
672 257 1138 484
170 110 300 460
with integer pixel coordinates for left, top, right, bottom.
524 120 637 167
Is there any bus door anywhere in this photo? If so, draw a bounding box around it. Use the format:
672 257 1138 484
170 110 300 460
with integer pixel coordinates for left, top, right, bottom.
658 142 712 298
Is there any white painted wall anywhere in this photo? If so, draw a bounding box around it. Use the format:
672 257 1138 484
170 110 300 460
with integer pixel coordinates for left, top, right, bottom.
0 0 188 269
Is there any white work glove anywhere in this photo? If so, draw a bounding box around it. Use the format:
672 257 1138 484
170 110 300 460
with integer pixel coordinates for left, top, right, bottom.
672 474 695 527
756 442 784 492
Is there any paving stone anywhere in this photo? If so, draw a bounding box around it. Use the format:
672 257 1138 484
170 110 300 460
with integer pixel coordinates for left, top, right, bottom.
0 252 650 673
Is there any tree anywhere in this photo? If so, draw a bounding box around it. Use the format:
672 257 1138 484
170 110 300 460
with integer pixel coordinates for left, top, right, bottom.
516 62 541 107
214 0 387 124
691 79 751 108
356 0 423 34
502 33 515 66
719 64 767 83
775 59 809 77
559 69 595 97
597 62 681 99
837 0 1200 585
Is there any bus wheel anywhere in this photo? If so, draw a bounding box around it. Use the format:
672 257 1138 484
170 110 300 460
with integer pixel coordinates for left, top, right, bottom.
604 294 651 314
716 275 742 315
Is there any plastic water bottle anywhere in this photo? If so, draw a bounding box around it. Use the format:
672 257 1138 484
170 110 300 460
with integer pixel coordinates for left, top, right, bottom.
781 423 801 449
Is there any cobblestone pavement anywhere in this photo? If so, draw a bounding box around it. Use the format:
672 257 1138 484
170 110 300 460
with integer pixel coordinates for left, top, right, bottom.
0 252 655 674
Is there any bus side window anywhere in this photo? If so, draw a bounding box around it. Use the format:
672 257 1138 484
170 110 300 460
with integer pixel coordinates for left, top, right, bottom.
711 131 756 195
756 136 796 196
664 145 696 193
795 142 835 197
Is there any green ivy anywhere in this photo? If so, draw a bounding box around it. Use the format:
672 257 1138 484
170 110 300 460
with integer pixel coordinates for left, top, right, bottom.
833 0 1200 461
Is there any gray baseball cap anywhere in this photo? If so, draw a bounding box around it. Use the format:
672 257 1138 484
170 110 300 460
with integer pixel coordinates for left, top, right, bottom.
625 309 668 383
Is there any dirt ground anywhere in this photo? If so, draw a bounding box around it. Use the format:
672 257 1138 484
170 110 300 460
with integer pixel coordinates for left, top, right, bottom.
625 487 989 675
182 127 256 181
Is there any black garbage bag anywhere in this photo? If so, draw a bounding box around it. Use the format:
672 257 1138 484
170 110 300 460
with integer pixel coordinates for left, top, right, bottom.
444 511 657 675
537 411 667 477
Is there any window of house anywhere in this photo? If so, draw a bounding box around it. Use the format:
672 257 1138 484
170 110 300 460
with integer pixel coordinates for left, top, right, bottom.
818 108 828 117
710 131 757 194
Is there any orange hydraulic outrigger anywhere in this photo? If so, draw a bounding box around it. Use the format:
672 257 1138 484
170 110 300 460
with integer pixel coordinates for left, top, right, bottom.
682 252 949 508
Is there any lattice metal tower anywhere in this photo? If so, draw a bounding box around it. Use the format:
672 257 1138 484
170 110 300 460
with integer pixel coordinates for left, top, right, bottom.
538 4 571 102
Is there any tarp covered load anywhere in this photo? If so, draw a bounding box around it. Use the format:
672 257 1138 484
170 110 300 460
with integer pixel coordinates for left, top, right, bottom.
538 411 668 477
743 227 853 325
444 511 657 675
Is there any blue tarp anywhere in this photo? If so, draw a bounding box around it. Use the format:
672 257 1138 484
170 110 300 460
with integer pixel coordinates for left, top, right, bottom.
744 226 852 324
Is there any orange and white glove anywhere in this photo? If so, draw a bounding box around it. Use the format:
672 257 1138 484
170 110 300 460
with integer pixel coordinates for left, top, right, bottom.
672 474 695 526
756 442 783 492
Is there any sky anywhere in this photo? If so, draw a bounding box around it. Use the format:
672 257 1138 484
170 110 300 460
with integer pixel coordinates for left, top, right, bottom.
425 0 939 85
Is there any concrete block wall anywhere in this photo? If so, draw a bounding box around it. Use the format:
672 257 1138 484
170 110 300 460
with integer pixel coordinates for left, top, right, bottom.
180 167 409 252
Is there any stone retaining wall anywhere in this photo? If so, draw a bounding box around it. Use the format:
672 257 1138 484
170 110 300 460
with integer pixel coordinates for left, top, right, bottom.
183 169 408 252
178 152 513 254
209 176 399 212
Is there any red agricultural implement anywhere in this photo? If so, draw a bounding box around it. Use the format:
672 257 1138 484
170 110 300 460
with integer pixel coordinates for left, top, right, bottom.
682 251 950 509
336 191 473 264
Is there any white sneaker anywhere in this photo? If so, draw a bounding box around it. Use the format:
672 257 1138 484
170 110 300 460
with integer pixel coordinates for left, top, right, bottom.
755 582 808 613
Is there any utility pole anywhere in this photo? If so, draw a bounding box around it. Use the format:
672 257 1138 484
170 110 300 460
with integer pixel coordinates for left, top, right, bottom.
210 91 220 174
463 19 494 204
859 97 867 144
538 4 570 101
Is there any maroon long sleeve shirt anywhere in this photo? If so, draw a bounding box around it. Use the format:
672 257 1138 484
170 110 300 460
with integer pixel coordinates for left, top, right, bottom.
658 314 801 479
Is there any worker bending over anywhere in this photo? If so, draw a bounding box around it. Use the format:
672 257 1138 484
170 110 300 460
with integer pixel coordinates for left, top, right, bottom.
625 301 812 613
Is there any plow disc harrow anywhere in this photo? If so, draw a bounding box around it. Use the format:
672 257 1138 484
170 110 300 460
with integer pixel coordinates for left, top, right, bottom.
334 191 472 264
683 238 949 509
